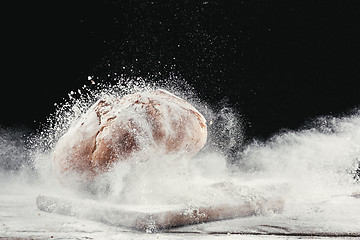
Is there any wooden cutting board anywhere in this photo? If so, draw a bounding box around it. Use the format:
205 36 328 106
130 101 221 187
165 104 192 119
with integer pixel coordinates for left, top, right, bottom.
36 195 284 232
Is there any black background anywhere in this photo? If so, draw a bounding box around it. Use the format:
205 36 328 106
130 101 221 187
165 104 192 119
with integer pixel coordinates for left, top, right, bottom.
3 1 360 142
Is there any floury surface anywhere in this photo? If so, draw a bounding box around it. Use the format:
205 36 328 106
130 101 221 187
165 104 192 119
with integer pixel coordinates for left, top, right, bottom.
0 173 359 239
0 82 359 239
1 109 360 239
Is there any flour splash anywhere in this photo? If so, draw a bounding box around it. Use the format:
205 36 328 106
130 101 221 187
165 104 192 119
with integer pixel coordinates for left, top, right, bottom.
1 78 359 211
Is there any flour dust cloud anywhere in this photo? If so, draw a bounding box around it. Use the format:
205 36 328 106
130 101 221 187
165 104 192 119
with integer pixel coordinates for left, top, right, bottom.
0 77 359 218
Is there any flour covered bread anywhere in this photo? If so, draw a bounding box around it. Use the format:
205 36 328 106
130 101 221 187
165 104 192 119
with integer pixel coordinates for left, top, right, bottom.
53 89 207 181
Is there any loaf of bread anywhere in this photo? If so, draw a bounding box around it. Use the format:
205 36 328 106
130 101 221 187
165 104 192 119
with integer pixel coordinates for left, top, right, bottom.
53 89 207 181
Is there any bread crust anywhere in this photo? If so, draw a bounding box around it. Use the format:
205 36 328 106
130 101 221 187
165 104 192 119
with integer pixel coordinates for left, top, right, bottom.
53 89 207 181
